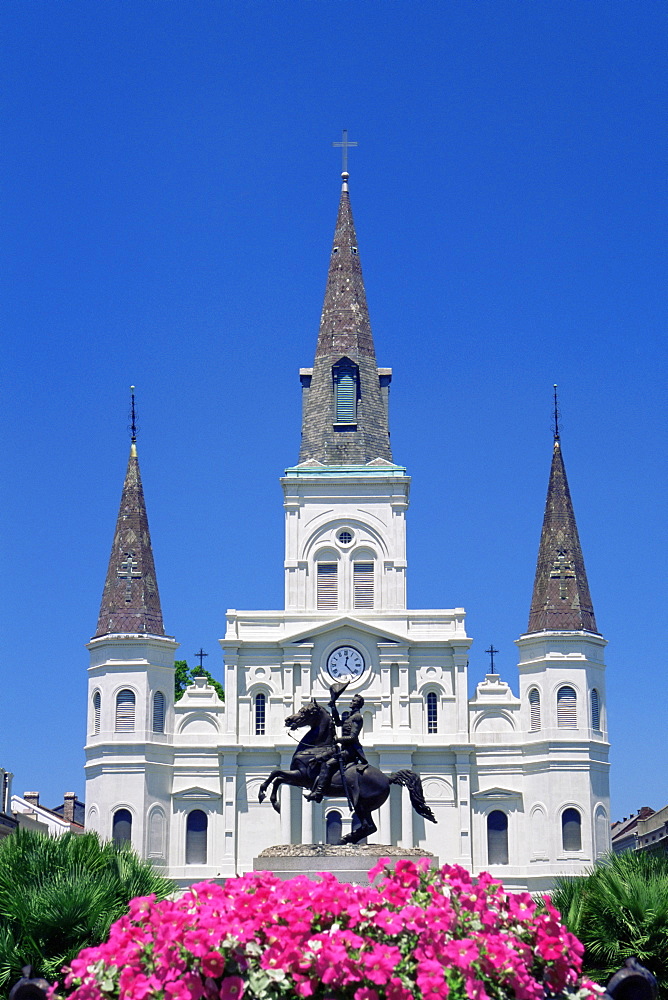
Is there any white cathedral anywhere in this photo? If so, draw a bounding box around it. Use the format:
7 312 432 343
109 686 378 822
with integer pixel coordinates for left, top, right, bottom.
84 169 610 891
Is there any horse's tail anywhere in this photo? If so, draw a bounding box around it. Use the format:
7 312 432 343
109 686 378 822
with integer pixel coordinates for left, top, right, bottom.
389 770 437 824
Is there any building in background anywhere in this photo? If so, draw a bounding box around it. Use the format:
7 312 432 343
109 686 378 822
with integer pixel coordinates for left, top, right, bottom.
83 169 610 890
11 791 85 835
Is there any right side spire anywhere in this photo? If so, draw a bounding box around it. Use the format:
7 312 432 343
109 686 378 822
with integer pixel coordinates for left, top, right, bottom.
527 391 599 634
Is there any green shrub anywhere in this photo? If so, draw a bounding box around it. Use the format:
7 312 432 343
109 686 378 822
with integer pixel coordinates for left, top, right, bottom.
0 828 174 996
550 850 668 995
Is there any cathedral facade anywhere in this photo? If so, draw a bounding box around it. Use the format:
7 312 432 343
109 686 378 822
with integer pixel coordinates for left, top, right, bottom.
84 171 610 891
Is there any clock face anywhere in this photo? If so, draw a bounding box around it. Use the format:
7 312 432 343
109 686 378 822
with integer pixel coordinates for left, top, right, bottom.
327 646 365 681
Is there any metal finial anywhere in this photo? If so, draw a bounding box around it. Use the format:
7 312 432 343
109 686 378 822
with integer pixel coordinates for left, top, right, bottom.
553 384 560 441
485 644 499 674
194 648 208 673
129 386 137 443
332 129 358 176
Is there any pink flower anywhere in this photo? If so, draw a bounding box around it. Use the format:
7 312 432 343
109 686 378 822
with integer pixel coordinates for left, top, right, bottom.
218 977 245 1000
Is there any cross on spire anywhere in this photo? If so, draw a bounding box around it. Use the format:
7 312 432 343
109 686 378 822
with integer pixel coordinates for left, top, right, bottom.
332 129 358 175
553 384 560 441
129 385 137 444
194 648 208 673
485 644 499 674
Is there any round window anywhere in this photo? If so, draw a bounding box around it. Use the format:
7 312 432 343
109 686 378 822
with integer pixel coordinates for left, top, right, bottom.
337 530 353 545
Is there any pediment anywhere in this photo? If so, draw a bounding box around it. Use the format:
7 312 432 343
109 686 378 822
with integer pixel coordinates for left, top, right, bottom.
172 784 220 801
472 787 522 801
280 616 407 646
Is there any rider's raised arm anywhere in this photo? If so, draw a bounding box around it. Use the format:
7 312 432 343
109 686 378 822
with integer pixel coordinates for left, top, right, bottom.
330 703 342 727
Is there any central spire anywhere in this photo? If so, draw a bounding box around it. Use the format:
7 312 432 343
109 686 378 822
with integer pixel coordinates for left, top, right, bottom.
298 167 393 466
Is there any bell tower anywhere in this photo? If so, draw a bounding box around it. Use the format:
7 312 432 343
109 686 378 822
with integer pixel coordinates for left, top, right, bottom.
283 167 410 614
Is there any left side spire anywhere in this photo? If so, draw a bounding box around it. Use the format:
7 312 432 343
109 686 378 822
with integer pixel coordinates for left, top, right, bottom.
94 388 165 637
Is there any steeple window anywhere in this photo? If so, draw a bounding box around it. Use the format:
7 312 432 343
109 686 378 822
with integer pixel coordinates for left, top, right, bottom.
112 808 132 846
557 686 577 728
561 808 582 851
591 689 600 731
529 689 541 731
115 689 135 732
152 691 165 733
487 810 509 864
332 358 359 426
426 691 438 733
186 809 207 864
353 562 374 608
255 693 266 735
317 563 338 609
92 692 101 735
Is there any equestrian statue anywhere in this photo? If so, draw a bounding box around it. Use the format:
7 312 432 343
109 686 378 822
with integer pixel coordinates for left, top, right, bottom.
258 681 436 844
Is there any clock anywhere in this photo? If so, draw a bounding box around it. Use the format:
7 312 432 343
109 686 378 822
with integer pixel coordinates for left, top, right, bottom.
326 645 365 681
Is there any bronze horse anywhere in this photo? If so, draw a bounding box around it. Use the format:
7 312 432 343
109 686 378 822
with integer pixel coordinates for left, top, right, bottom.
257 700 437 844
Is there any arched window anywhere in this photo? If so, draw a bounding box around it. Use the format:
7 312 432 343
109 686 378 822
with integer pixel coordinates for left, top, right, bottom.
317 563 338 609
426 692 438 734
332 358 359 425
591 689 600 731
562 808 582 851
487 810 508 864
353 561 374 608
152 691 165 733
326 810 342 845
148 809 166 858
255 693 266 736
186 810 207 864
92 692 101 735
112 808 132 846
115 689 135 732
529 689 541 731
557 686 577 728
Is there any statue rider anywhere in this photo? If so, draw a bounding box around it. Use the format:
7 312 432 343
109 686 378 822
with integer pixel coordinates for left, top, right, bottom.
305 692 368 803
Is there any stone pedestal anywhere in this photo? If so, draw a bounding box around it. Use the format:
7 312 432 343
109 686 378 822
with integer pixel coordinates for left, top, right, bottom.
254 844 438 886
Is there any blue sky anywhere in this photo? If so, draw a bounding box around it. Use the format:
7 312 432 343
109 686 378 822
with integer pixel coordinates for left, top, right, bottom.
2 2 666 821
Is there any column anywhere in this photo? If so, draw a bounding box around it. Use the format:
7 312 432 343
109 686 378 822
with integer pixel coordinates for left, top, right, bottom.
455 750 473 870
378 796 391 845
400 786 414 849
280 751 292 844
219 753 238 876
301 798 313 845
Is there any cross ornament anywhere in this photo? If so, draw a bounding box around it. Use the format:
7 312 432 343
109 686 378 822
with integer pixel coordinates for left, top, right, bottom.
485 645 499 674
332 129 358 174
194 648 208 672
117 553 140 603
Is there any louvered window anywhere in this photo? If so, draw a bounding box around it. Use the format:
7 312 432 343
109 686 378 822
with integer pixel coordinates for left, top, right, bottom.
353 562 374 608
335 374 357 423
529 689 541 731
317 563 338 609
115 689 135 732
591 689 600 731
186 809 207 864
326 810 342 845
333 358 359 425
152 691 165 733
487 810 508 865
113 808 132 846
93 692 101 735
562 808 582 851
426 692 438 734
557 686 577 728
255 693 266 736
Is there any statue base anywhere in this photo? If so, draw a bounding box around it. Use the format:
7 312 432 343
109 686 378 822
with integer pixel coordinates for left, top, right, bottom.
253 844 439 886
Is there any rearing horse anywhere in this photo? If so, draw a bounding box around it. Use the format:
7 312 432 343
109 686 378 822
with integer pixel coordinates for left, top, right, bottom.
258 700 436 844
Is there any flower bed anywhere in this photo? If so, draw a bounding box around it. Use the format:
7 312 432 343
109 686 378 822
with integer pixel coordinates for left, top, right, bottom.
54 859 602 1000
